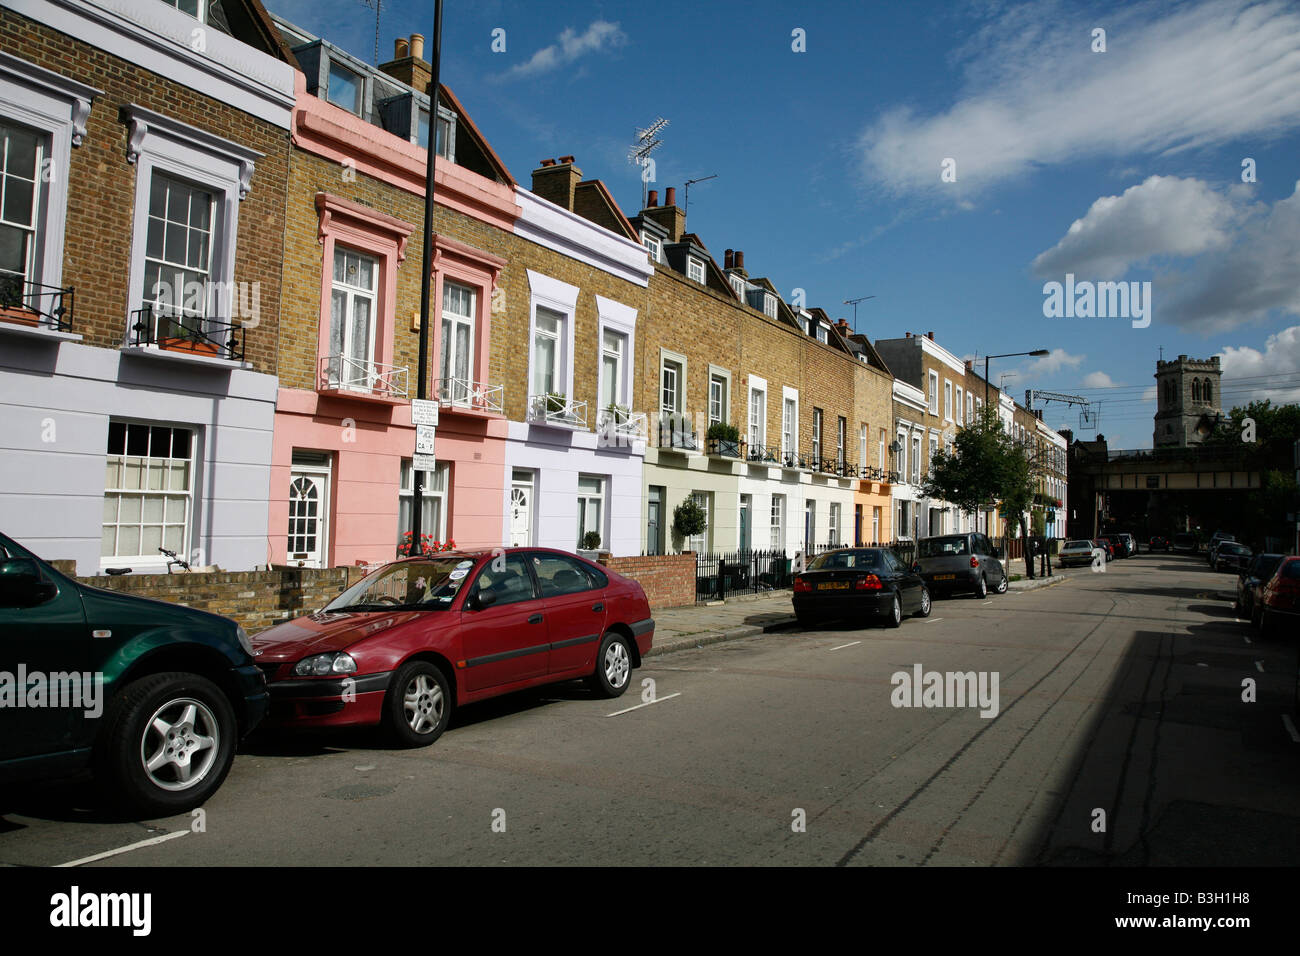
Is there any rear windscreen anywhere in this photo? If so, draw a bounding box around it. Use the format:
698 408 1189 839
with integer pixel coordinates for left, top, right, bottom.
918 536 968 557
809 550 884 570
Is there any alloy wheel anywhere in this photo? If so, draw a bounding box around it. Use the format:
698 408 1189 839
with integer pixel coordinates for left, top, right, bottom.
403 673 445 735
604 640 631 689
139 697 220 792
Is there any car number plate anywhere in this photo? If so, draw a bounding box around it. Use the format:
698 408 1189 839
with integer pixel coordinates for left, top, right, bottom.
817 582 849 590
935 574 956 580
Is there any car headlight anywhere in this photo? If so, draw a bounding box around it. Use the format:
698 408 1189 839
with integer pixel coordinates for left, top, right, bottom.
235 626 254 656
294 652 358 677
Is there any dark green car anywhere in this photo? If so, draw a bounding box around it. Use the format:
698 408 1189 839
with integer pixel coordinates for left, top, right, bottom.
0 532 267 816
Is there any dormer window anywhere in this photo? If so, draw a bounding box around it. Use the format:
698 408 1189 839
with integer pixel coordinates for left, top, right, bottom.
816 323 828 343
687 257 705 284
798 314 809 334
418 107 456 160
327 61 363 114
728 274 745 299
762 294 776 319
161 0 207 19
642 233 661 263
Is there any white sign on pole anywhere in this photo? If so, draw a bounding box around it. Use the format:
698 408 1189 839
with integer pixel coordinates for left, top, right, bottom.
415 424 436 456
411 399 439 427
412 453 438 472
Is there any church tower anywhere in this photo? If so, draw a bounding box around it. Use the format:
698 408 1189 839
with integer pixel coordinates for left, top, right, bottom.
1153 354 1223 448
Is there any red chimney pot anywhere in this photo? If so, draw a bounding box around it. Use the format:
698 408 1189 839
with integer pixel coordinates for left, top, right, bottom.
558 155 575 165
927 331 934 340
665 186 676 207
735 250 745 270
724 249 733 269
539 158 556 166
647 189 658 207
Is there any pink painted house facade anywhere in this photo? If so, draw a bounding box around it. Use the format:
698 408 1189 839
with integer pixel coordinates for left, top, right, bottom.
267 21 518 567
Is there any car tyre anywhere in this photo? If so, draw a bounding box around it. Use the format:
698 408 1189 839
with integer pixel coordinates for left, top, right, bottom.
95 672 236 817
384 659 452 748
795 610 817 630
973 574 987 599
588 631 634 698
914 586 932 618
994 571 1009 594
885 591 903 628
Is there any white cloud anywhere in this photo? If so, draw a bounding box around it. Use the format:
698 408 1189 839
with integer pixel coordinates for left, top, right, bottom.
859 0 1300 197
1080 371 1118 388
1141 385 1157 401
1216 325 1300 404
1032 176 1237 279
502 21 627 79
1021 348 1086 376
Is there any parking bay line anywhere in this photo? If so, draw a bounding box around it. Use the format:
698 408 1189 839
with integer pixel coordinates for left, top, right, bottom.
1283 715 1300 744
828 641 862 651
607 692 682 717
923 617 945 624
56 830 188 867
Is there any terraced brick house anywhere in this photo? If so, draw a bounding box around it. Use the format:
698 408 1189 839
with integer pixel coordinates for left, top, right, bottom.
0 0 296 573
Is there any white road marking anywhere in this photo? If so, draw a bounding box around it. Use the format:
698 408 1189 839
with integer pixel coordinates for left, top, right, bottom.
1196 662 1208 667
982 601 993 606
1283 715 1300 744
606 692 682 717
1244 635 1253 645
56 830 188 867
828 641 861 651
923 617 944 624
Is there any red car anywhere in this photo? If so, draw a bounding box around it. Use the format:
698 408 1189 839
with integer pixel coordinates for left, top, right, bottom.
250 548 654 746
1093 538 1114 562
1258 556 1300 638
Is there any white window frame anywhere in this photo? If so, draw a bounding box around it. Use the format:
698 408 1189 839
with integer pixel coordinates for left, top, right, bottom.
944 379 954 422
770 494 785 549
954 385 963 424
687 256 705 283
812 408 823 462
897 427 908 476
911 434 921 483
326 58 365 115
928 370 939 415
878 428 886 471
688 490 711 553
122 105 260 326
837 416 847 466
728 273 746 299
0 54 97 301
0 122 45 294
828 502 840 546
102 421 195 564
707 365 731 428
526 270 578 402
929 434 938 476
816 323 828 344
577 474 606 549
763 294 777 319
641 231 661 263
781 386 799 461
660 348 687 417
966 391 973 424
400 458 449 543
439 278 476 397
748 374 767 450
596 296 637 411
330 245 379 370
859 424 867 470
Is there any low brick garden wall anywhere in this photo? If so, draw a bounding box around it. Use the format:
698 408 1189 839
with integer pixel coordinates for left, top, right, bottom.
598 554 695 609
71 565 370 635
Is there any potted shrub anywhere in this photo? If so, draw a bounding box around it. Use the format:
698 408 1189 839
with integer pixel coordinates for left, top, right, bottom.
706 422 741 458
543 391 569 421
578 530 603 559
672 498 707 552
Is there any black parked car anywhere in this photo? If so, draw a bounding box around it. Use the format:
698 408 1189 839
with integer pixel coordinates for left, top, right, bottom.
915 532 1009 598
1213 541 1253 574
1237 553 1285 625
1149 535 1170 551
792 547 930 628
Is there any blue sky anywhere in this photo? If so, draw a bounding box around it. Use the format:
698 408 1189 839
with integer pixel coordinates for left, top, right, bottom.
269 0 1300 448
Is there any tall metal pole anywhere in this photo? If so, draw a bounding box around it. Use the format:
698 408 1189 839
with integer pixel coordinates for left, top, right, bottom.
410 0 442 553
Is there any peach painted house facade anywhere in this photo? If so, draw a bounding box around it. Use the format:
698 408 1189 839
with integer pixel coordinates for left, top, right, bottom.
268 19 518 567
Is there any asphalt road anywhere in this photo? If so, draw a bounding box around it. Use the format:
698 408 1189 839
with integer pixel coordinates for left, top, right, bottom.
2 552 1297 867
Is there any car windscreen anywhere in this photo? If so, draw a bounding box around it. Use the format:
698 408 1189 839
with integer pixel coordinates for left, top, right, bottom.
808 549 884 570
1220 543 1249 555
917 536 968 558
324 558 476 611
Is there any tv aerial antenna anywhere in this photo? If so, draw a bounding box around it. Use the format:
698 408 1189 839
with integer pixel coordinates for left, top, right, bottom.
357 0 382 64
1025 388 1098 433
844 295 875 332
628 117 668 207
683 174 717 227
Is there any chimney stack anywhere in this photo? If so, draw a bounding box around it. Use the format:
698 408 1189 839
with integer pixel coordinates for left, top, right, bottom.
641 187 685 242
531 156 583 211
927 331 934 340
724 249 733 269
965 359 973 372
905 331 912 338
379 34 431 91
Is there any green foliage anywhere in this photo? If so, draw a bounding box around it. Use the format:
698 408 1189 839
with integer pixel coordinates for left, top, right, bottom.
581 531 602 550
707 421 740 442
672 498 708 544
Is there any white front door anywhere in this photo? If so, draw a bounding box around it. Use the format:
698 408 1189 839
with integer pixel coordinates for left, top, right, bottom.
509 471 533 547
288 470 329 567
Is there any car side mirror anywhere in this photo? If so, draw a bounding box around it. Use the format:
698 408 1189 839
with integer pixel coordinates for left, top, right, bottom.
0 558 56 608
470 589 497 610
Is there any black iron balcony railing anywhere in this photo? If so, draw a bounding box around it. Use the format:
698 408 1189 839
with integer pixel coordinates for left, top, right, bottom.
744 441 780 464
779 449 810 469
0 276 74 332
129 304 244 362
658 413 699 451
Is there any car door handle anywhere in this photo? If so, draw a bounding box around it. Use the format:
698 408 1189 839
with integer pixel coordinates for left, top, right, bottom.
528 614 543 624
592 603 604 612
